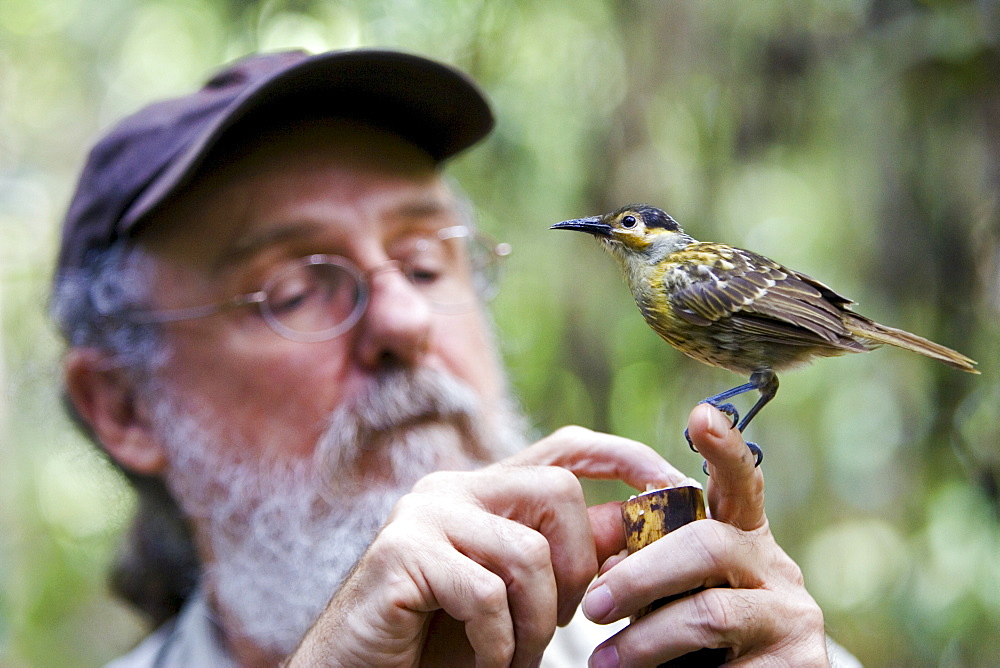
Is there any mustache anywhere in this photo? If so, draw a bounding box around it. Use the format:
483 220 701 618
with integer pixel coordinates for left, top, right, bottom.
347 366 479 438
311 366 486 493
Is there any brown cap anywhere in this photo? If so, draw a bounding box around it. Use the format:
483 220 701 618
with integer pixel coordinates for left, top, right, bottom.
57 49 494 272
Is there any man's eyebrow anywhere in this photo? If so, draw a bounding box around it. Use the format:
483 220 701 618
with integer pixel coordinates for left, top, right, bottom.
214 221 327 272
392 196 453 219
212 197 455 271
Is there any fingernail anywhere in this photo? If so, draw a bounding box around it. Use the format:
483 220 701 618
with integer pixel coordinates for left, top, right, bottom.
659 462 683 486
707 406 728 438
589 645 620 668
583 584 614 621
599 551 627 575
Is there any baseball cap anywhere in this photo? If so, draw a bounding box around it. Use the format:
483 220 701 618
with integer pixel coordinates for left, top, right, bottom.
56 49 495 273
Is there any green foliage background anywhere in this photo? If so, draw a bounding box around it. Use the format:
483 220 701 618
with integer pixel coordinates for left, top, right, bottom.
2 1 999 665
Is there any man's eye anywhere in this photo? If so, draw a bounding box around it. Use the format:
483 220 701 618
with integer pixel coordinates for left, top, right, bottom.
403 236 458 286
268 274 320 314
270 287 315 314
407 265 443 285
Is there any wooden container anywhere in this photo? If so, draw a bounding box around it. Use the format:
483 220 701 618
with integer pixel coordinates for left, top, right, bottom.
621 486 727 667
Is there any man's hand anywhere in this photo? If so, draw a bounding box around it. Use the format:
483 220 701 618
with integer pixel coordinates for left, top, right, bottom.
581 404 829 667
288 427 687 668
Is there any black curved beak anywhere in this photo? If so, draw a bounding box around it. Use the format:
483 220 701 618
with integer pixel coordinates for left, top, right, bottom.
550 216 613 237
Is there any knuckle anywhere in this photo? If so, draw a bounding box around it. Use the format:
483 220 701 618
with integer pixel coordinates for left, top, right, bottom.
799 598 825 631
493 636 516 667
410 469 460 493
512 529 552 569
688 520 735 573
370 517 407 550
369 518 422 562
689 521 781 589
691 589 727 636
470 572 509 615
774 578 825 631
550 424 594 441
692 588 756 645
541 464 584 499
384 490 442 528
490 628 516 667
779 555 806 588
385 491 420 519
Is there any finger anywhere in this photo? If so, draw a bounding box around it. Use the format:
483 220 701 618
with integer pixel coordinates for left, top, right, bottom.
428 553 517 668
391 488 575 665
687 403 766 531
587 501 627 566
451 515 559 665
476 465 597 627
592 587 765 666
413 466 595 628
505 425 690 491
581 520 766 625
594 583 829 666
377 518 517 668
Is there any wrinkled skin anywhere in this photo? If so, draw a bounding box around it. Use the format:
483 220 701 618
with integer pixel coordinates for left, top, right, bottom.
291 406 829 668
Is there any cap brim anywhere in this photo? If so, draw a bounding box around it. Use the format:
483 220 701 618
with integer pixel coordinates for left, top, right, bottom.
121 49 494 237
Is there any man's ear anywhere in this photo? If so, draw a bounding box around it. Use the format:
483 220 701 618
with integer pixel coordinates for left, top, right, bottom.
63 347 167 475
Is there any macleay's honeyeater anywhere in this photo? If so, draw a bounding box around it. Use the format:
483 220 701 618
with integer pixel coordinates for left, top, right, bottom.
552 204 979 466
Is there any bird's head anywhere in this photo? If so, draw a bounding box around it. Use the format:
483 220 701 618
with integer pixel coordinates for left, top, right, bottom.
550 204 691 261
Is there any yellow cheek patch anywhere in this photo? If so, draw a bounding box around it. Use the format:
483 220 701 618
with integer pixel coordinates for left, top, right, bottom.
617 232 652 252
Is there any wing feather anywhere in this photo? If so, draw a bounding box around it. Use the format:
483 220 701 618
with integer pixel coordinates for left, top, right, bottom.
668 245 855 346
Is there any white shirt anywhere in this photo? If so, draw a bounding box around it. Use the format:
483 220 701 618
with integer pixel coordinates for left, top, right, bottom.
106 590 859 667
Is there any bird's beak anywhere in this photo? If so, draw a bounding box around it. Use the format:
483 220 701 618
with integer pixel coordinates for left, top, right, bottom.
550 216 613 237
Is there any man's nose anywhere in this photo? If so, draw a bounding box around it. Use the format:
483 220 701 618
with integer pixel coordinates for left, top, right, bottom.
353 264 433 369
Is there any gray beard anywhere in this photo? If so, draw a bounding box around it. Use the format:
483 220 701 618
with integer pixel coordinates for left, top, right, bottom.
151 366 530 657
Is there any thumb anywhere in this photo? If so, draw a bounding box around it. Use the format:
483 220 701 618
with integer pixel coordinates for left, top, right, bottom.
687 403 766 531
587 501 627 567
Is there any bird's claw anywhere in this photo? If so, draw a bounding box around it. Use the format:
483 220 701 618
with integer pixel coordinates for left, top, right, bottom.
701 441 764 476
684 428 697 453
747 441 763 467
698 399 739 428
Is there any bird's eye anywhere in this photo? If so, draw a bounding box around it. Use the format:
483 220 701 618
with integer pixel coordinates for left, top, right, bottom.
621 215 637 228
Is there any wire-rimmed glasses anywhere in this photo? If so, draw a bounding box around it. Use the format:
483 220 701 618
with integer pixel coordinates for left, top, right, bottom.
127 225 511 343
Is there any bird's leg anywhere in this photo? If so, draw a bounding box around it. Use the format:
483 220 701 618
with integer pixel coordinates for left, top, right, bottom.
685 370 777 468
699 381 760 426
735 369 778 432
734 370 777 467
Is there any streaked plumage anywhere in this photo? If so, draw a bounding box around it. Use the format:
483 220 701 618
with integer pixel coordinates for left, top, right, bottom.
552 204 978 462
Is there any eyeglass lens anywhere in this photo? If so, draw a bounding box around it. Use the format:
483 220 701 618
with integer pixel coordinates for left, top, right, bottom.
261 257 368 341
259 231 496 341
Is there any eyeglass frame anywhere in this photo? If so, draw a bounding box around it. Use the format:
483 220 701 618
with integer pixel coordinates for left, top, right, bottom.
123 225 511 343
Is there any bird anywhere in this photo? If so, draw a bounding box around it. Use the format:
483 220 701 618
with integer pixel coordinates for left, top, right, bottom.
551 204 979 466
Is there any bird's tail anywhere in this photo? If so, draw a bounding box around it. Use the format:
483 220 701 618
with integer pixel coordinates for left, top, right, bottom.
846 316 979 373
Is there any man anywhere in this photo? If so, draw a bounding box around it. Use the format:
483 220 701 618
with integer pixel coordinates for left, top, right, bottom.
52 49 845 666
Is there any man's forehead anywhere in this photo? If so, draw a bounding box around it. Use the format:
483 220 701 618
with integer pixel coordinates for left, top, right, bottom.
217 188 458 268
215 168 458 250
137 120 455 263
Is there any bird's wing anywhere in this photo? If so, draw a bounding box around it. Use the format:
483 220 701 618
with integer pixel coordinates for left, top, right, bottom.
726 314 865 350
667 244 856 345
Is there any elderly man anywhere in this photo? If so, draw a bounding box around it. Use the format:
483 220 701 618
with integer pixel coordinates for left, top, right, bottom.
52 49 843 666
